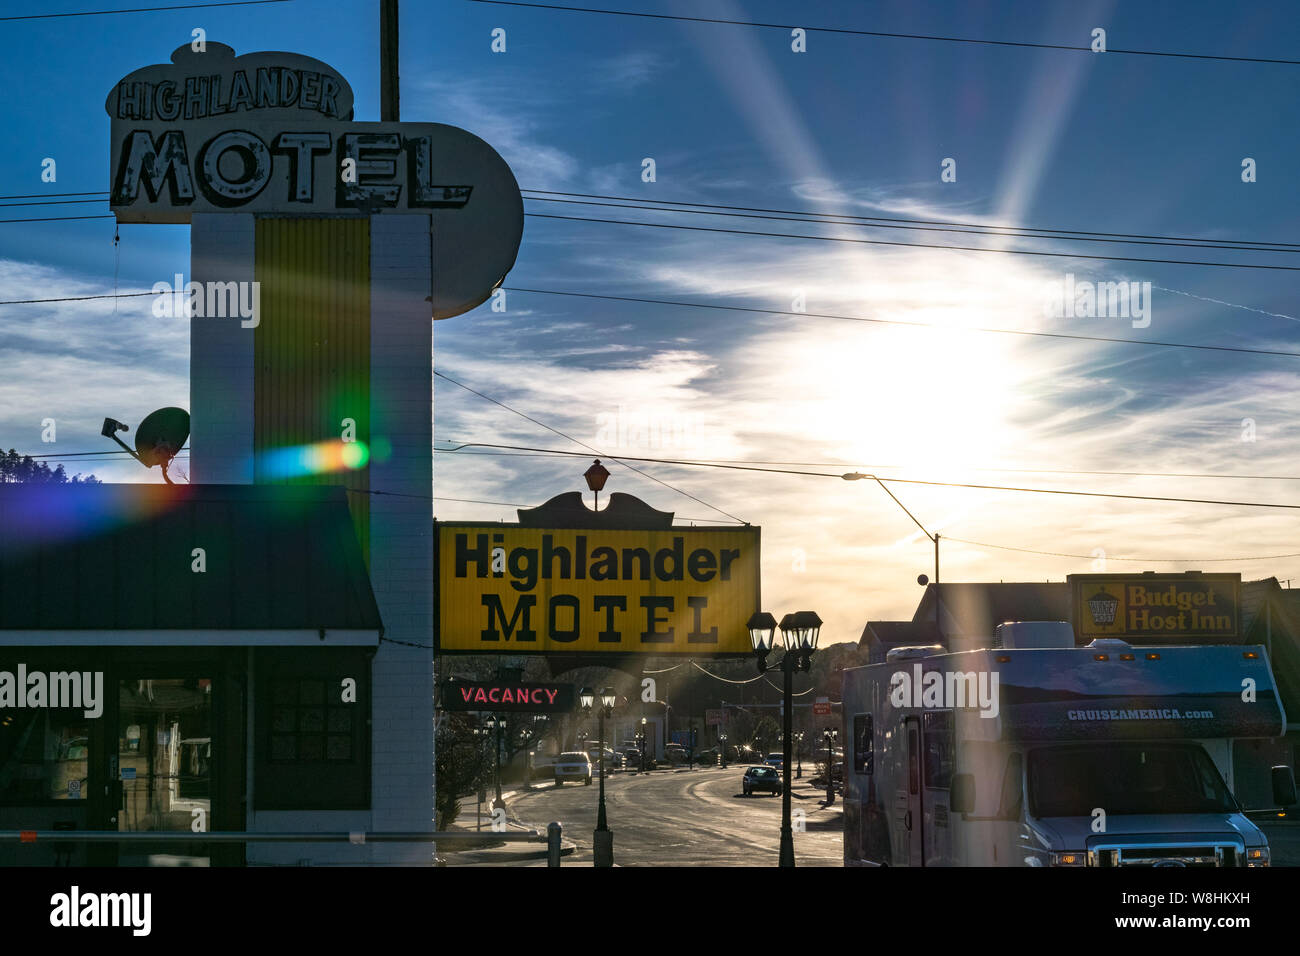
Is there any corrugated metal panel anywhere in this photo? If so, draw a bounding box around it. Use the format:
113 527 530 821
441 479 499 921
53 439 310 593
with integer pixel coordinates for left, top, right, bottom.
0 484 382 630
253 218 370 563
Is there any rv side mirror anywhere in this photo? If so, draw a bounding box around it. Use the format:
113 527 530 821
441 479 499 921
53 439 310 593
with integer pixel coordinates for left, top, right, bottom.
951 773 975 815
1272 765 1297 807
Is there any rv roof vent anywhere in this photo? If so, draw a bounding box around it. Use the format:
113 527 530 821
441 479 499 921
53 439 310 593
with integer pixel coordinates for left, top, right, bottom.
994 621 1075 649
886 644 945 663
1086 638 1133 651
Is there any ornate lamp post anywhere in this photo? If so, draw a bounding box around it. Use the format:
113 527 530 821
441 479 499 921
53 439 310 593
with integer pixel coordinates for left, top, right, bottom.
822 726 839 807
748 609 822 868
584 459 610 512
485 715 506 808
580 686 618 867
718 732 728 768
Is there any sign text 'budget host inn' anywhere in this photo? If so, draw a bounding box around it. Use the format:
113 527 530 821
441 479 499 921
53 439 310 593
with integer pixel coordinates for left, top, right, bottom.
436 526 760 655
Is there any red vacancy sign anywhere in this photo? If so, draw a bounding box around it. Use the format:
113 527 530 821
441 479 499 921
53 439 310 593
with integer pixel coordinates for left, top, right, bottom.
813 697 831 717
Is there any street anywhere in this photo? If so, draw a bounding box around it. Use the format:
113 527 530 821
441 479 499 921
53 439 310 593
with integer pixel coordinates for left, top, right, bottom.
505 766 843 867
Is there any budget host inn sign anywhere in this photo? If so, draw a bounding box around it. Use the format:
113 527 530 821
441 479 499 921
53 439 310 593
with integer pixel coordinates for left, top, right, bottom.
1070 572 1241 642
435 525 761 655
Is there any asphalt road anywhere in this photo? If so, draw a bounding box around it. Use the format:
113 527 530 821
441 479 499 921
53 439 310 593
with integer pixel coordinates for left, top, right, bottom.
506 765 843 867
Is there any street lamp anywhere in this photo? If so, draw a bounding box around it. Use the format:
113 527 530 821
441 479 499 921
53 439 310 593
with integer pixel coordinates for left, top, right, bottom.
718 732 728 768
639 716 648 771
580 686 618 867
748 609 822 868
822 726 839 807
795 731 805 778
584 459 610 512
471 723 492 830
485 715 506 808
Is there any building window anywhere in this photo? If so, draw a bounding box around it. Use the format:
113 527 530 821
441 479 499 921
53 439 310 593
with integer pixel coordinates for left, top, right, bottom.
269 678 355 764
0 710 90 805
853 714 872 774
923 711 953 790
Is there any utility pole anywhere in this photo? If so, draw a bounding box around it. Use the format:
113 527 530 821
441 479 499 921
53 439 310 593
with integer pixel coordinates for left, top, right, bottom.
935 532 941 644
380 0 400 121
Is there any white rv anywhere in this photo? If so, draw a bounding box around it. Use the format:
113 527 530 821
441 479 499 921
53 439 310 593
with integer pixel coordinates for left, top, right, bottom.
842 622 1296 867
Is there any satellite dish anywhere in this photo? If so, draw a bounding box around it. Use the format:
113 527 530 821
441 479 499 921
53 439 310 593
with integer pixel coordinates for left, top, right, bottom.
135 407 190 469
101 406 189 483
917 574 930 586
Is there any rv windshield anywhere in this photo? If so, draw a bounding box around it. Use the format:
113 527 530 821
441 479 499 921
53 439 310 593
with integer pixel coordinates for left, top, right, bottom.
1028 744 1237 817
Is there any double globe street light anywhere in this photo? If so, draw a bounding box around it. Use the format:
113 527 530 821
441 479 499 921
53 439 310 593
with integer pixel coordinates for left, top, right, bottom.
748 609 823 869
579 686 618 867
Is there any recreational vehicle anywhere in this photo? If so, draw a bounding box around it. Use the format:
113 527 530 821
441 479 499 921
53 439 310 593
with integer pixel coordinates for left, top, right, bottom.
842 622 1296 866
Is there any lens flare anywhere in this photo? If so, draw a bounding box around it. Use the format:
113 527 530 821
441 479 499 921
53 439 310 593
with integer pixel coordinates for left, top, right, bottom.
259 440 370 480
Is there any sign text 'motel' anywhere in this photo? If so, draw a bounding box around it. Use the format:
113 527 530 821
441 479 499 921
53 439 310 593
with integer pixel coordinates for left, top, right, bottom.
436 526 760 655
112 121 472 215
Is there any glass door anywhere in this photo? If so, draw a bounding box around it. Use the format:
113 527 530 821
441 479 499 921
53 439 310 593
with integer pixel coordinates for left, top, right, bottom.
116 677 213 866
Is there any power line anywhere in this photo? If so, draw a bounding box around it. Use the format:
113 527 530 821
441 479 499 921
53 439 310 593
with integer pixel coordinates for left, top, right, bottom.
690 661 766 685
522 195 1300 255
434 368 747 523
0 214 115 225
502 287 1300 359
520 189 1300 250
438 447 1300 482
0 199 110 208
0 191 109 200
1 0 291 21
21 185 1298 252
524 212 1300 272
467 1 1300 66
440 442 1300 512
0 292 154 305
944 536 1300 565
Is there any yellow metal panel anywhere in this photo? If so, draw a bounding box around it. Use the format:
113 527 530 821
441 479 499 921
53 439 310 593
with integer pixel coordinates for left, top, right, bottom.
437 525 760 654
253 218 371 562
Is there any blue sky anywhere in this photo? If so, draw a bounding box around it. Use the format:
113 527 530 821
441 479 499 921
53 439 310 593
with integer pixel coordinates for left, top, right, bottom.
1 0 1298 642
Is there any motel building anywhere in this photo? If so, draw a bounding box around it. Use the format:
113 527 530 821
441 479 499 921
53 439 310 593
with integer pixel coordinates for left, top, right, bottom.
860 571 1300 809
0 42 522 866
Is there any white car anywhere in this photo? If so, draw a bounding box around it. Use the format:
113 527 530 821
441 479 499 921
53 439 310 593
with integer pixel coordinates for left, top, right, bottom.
553 751 593 785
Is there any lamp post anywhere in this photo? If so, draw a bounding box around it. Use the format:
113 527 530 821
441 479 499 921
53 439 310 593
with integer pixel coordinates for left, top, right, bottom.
581 686 618 867
471 723 491 829
822 727 839 807
639 717 648 771
795 731 805 779
719 732 728 768
749 609 822 868
485 715 506 808
584 459 610 512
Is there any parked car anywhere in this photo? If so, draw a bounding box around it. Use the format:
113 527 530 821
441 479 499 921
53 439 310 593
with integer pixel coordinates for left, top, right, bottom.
586 746 617 771
743 765 782 797
663 744 689 764
764 752 784 770
615 747 642 768
553 751 593 785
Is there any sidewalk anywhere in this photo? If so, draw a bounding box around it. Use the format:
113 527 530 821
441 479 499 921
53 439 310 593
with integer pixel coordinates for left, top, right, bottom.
436 789 576 866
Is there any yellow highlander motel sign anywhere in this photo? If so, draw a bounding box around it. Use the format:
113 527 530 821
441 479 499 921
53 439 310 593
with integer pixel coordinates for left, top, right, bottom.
436 525 760 654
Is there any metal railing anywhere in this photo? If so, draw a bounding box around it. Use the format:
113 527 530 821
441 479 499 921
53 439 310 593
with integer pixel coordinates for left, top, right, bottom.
0 823 564 866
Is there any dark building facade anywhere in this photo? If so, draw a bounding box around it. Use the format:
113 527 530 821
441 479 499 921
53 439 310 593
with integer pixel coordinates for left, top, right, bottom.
0 483 381 865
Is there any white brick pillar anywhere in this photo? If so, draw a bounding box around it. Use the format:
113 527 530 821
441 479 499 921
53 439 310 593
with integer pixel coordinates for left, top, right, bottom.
368 214 435 862
189 213 255 484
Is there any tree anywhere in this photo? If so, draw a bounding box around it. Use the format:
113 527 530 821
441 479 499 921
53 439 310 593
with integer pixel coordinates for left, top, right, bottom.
0 449 100 484
434 712 490 830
